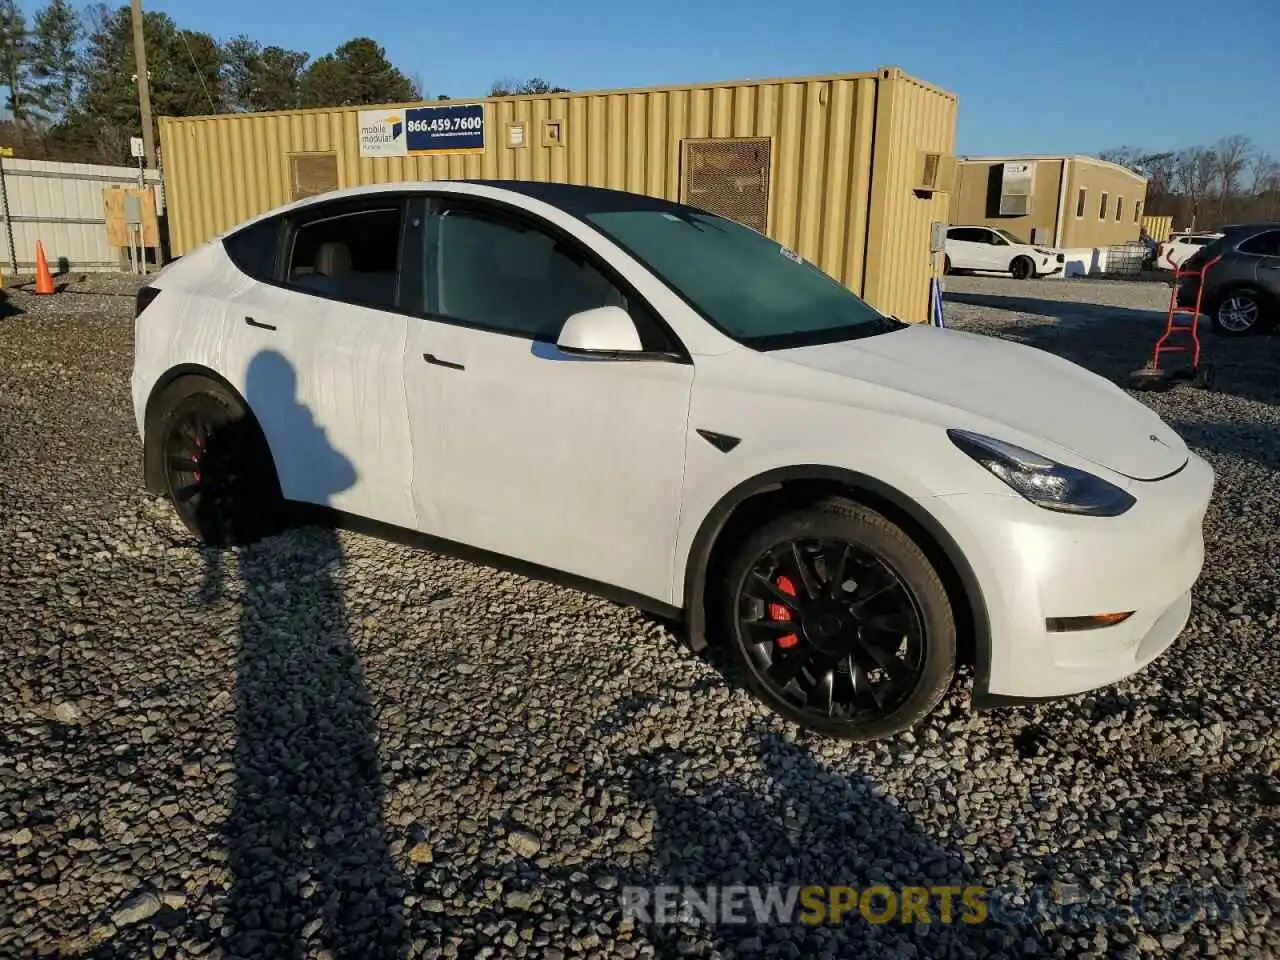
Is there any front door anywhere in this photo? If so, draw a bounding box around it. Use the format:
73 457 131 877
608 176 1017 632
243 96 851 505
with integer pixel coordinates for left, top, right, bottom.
402 196 694 604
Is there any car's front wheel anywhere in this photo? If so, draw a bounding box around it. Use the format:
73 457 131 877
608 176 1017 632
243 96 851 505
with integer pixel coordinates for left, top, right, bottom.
723 498 956 741
1010 256 1035 280
153 380 283 546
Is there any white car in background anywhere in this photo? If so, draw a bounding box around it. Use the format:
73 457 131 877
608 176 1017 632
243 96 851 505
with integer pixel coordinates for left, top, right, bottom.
944 226 1065 279
131 180 1213 741
1158 232 1223 271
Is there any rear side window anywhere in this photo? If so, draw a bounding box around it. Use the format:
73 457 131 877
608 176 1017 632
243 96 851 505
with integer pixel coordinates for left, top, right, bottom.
1238 230 1280 256
285 205 404 310
223 218 281 282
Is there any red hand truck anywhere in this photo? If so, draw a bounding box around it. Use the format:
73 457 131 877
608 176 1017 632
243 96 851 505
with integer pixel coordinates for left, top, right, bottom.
1129 253 1221 392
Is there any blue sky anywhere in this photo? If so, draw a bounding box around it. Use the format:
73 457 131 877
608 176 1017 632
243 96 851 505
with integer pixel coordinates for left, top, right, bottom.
45 0 1280 158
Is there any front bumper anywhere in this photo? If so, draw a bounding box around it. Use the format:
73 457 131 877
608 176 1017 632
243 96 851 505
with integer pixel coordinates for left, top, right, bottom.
1036 253 1064 276
928 451 1214 701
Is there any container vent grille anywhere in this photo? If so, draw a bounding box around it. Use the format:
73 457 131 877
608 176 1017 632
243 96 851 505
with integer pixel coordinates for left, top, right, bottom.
682 137 772 233
290 153 339 201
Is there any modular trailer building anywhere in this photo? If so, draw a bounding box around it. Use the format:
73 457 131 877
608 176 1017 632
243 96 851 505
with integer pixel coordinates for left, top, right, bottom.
158 66 957 323
948 155 1149 250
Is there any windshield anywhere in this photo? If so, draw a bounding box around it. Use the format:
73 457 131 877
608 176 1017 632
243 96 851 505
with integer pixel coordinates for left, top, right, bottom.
583 208 899 350
992 228 1025 245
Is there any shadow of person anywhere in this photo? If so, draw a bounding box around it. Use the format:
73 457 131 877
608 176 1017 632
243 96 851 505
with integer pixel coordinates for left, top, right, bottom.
569 707 1004 956
212 349 407 959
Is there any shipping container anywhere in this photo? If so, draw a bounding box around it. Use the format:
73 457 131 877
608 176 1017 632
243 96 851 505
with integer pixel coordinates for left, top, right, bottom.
158 66 957 322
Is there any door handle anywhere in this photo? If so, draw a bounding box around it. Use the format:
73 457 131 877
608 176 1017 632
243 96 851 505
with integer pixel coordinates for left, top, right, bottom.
422 352 465 371
245 317 276 331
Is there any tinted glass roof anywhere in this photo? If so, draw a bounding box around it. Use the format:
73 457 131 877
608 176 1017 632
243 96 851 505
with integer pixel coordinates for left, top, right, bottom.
462 180 697 217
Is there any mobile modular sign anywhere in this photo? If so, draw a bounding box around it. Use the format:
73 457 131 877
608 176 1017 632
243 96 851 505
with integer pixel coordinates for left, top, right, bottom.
358 103 485 158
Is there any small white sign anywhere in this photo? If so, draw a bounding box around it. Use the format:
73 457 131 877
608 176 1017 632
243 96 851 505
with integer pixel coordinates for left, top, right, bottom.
130 137 145 159
358 109 408 158
507 123 525 148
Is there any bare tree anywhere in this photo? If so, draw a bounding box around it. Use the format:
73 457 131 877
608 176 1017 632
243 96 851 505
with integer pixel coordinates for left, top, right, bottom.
1214 135 1252 199
1100 136 1276 228
1249 152 1279 195
1098 146 1140 170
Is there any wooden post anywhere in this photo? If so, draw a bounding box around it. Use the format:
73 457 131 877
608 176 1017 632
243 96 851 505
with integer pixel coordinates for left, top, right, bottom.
131 0 156 168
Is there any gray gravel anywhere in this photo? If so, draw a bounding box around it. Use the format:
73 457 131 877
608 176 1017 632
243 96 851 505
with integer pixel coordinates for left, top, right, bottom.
1 273 1278 959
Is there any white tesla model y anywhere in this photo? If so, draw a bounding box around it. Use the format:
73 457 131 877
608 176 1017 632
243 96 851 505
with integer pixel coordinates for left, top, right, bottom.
131 181 1214 741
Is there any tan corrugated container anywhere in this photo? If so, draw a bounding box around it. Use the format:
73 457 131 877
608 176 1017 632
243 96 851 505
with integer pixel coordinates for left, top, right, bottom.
1142 214 1173 243
159 66 957 323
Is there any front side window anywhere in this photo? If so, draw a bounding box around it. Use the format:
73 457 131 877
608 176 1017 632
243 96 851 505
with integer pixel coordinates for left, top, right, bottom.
424 204 635 342
285 205 404 310
583 204 894 350
1238 230 1280 256
991 228 1023 245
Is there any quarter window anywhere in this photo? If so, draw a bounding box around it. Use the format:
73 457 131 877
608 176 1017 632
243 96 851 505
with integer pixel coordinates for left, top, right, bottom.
285 205 404 310
223 217 281 282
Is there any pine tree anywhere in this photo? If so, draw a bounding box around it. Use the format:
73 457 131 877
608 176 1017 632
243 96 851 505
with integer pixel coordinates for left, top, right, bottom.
27 0 79 126
0 0 30 123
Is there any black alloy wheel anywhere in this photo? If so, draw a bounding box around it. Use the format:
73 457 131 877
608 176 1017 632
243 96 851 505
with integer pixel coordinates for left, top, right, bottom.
160 391 276 546
1010 256 1034 280
724 499 956 741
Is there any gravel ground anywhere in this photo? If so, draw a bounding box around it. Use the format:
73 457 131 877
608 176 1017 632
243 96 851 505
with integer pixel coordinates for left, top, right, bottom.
1 272 1277 960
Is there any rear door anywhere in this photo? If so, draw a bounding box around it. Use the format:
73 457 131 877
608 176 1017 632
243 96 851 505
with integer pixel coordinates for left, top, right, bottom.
946 228 988 270
220 195 420 528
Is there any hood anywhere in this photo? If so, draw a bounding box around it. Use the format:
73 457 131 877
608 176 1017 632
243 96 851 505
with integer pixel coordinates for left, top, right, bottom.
772 325 1188 481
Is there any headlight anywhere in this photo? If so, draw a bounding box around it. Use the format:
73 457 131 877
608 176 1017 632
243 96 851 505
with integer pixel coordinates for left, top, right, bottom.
947 429 1136 516
1033 247 1054 256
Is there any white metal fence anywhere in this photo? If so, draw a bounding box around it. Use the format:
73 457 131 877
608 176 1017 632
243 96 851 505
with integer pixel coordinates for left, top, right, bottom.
0 157 161 275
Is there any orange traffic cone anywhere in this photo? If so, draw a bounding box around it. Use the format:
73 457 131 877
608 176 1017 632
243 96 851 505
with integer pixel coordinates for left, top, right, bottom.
34 240 54 295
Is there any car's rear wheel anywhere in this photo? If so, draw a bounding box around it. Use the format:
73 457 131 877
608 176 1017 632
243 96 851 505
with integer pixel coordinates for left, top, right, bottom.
155 382 283 546
943 255 952 275
1210 289 1266 336
1010 256 1035 280
723 498 956 741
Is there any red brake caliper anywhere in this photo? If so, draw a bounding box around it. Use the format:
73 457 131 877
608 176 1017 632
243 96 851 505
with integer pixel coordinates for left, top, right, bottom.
769 576 800 649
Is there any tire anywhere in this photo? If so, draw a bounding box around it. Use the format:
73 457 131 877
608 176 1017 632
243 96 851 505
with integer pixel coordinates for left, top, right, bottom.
150 378 284 546
1209 289 1267 336
1010 256 1035 280
1192 363 1215 391
721 497 956 741
943 255 952 276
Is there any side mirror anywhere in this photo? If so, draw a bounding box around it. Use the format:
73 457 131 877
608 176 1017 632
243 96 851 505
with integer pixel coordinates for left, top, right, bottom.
556 305 643 355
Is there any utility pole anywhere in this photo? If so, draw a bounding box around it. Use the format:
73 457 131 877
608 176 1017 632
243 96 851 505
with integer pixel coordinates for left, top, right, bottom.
130 0 155 167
